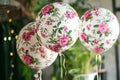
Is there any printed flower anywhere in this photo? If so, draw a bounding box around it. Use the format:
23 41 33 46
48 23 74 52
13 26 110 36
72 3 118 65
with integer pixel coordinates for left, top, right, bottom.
110 15 114 21
106 40 110 44
57 2 63 4
80 33 87 42
30 47 35 52
64 26 68 31
59 34 70 47
22 54 32 65
49 43 60 52
36 22 40 29
82 11 91 19
94 39 99 44
94 8 99 16
41 5 53 15
22 32 31 41
40 52 46 58
27 30 36 36
98 22 108 34
21 47 25 52
32 29 37 33
86 25 91 30
65 11 76 19
41 32 46 38
94 46 103 54
39 47 45 53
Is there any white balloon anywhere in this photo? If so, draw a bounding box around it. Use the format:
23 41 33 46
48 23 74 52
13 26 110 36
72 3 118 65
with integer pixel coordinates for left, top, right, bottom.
36 2 81 52
16 22 58 69
79 8 119 54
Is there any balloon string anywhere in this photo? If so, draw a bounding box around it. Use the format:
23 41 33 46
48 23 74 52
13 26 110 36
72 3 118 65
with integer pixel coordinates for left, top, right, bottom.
39 71 42 80
59 53 67 80
60 53 63 80
96 54 101 80
34 70 42 80
62 54 67 77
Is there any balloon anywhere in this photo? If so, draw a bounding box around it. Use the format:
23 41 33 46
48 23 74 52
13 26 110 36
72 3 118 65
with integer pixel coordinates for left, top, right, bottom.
79 8 119 54
36 2 81 52
16 22 58 69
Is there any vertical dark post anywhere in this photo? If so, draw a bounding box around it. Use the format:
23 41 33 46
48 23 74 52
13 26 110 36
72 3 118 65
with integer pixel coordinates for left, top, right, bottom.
112 0 119 80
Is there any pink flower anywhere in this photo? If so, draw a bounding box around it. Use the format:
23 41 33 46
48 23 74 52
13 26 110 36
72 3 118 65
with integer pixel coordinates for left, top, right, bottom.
98 22 108 34
86 25 91 30
36 22 40 28
106 40 110 44
82 11 91 19
22 54 32 65
64 26 68 31
80 33 87 42
94 46 103 54
59 34 70 47
32 29 37 33
110 15 114 21
41 32 46 38
94 39 99 44
65 11 76 19
56 2 63 4
94 8 99 16
41 5 53 15
21 47 25 52
30 47 35 52
40 52 46 58
49 43 60 52
39 47 45 53
22 32 31 41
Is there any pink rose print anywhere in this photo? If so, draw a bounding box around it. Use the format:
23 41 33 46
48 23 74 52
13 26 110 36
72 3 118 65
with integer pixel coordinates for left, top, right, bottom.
64 26 68 31
94 39 99 44
32 29 37 33
49 43 60 52
39 47 45 53
36 22 40 28
86 25 91 30
40 52 46 58
30 47 35 52
41 5 53 15
98 22 108 34
82 11 91 19
65 11 76 19
59 34 70 47
94 46 103 54
22 54 32 65
21 47 25 52
28 29 37 35
106 40 110 44
80 33 87 42
94 8 99 16
56 2 63 4
22 32 31 41
110 15 114 21
41 32 46 38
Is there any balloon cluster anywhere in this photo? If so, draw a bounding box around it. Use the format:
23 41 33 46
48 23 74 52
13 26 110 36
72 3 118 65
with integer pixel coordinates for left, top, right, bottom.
16 2 119 77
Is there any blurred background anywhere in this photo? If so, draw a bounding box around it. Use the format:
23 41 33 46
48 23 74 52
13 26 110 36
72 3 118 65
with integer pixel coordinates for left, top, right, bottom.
0 0 120 80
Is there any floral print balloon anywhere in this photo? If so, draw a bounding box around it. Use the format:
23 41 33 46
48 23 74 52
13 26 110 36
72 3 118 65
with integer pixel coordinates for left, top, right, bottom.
16 22 58 69
79 8 119 54
36 2 81 52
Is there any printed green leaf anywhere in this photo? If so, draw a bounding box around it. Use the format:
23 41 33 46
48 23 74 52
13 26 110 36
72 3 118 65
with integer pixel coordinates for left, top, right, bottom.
94 25 99 28
100 43 104 47
68 30 72 34
53 25 57 28
57 22 61 26
99 34 102 37
83 28 85 32
25 50 29 54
